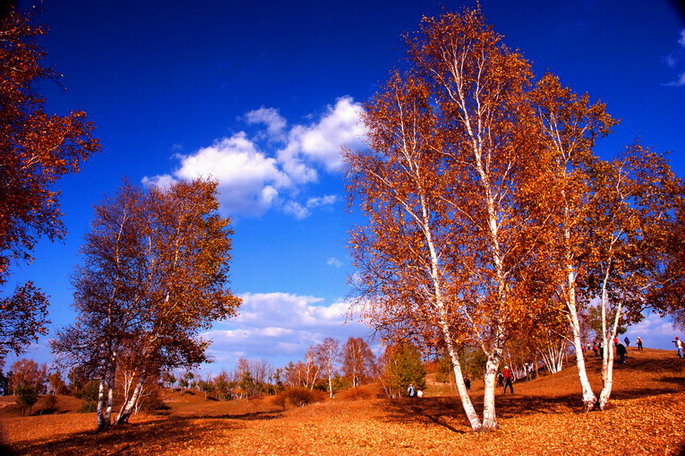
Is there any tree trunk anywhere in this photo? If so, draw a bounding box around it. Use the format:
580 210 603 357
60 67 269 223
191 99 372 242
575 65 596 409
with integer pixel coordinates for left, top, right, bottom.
597 274 622 411
96 357 116 431
96 379 109 431
115 375 145 425
480 354 500 431
445 341 482 432
568 307 597 412
565 264 597 412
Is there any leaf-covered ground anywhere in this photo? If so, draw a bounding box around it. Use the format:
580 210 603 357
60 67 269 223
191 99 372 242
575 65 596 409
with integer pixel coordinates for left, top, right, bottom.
2 348 684 455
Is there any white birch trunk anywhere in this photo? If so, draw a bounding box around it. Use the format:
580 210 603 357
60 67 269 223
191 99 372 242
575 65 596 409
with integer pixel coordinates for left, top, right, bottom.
96 379 109 431
565 260 598 412
443 337 482 431
598 262 622 410
481 354 501 431
539 340 566 374
115 375 145 425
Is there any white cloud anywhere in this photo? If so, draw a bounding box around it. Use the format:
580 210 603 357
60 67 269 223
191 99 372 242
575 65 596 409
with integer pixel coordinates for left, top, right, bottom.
203 292 368 370
142 173 178 190
144 97 365 219
662 29 685 87
326 257 343 268
174 133 292 216
664 72 685 87
245 107 287 142
279 96 366 174
283 195 338 220
306 194 337 208
283 201 309 220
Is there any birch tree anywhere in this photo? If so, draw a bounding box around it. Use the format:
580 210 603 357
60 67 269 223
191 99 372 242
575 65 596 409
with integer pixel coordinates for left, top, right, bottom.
347 8 548 431
585 145 683 410
52 184 148 430
530 73 617 411
53 179 240 430
341 337 376 388
314 337 340 398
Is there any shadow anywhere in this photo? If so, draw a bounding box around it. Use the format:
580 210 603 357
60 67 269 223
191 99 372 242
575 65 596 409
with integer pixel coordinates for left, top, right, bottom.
656 376 685 387
677 442 685 456
381 375 685 431
10 410 283 456
381 398 467 434
192 410 284 421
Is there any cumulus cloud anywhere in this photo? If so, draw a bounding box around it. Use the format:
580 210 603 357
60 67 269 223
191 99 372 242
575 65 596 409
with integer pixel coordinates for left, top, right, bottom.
203 292 368 368
679 28 685 48
278 97 366 178
306 194 337 208
144 97 365 218
146 132 291 216
244 107 287 142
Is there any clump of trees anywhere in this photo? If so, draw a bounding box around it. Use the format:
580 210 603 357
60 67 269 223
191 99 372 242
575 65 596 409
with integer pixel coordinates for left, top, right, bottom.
281 336 377 397
346 7 684 431
379 342 426 399
154 336 379 405
52 179 241 430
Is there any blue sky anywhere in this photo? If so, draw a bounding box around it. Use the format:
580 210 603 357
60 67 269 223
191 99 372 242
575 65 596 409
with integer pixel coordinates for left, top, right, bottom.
6 0 685 373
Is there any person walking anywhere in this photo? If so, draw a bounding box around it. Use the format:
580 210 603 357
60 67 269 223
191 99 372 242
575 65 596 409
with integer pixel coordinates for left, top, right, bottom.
616 342 627 364
407 383 416 398
502 366 514 394
636 336 643 351
673 337 684 359
624 336 630 348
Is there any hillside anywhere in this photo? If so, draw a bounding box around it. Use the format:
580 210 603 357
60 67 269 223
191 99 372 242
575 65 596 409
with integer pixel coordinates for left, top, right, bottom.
1 348 684 455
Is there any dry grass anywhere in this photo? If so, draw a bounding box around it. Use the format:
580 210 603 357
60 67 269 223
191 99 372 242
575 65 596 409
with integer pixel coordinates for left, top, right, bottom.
2 348 684 455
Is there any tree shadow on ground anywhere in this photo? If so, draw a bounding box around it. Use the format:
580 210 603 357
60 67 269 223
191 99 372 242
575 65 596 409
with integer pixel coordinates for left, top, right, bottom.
381 377 684 433
194 410 283 421
11 410 283 456
382 398 468 433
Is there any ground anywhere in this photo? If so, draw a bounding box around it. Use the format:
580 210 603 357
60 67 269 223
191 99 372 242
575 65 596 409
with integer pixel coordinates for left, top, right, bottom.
1 348 684 455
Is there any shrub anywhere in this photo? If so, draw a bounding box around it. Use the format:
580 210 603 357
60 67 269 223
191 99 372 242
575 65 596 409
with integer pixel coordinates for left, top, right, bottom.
272 393 287 410
79 400 97 413
78 380 99 413
274 387 326 409
338 386 373 401
15 385 38 416
139 389 169 413
38 394 58 414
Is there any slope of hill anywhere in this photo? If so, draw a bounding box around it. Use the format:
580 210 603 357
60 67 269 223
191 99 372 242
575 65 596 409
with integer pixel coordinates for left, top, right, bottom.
1 348 684 455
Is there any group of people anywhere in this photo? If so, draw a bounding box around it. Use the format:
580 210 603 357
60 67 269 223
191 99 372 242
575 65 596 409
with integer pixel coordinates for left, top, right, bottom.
406 383 423 398
588 335 644 364
406 335 682 400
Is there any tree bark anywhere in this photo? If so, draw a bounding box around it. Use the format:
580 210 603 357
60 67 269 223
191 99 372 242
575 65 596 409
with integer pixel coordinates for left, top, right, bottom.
115 375 145 425
481 354 501 431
